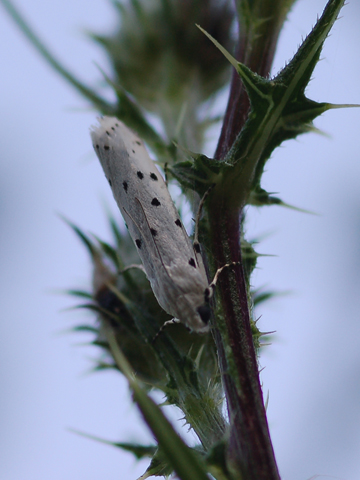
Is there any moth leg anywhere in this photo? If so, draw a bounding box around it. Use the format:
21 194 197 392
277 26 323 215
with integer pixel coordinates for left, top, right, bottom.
193 184 216 254
164 162 169 186
120 264 146 274
207 262 239 298
152 318 183 343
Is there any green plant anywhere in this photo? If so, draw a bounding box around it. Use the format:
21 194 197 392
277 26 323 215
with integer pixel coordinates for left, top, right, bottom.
2 0 357 478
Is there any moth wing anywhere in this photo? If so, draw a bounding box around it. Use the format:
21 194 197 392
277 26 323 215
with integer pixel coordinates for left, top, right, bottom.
91 117 209 326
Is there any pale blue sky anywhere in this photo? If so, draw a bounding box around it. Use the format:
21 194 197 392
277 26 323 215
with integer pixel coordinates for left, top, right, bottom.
1 1 360 479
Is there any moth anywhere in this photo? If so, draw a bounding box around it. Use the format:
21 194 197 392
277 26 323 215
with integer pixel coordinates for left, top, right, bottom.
90 116 211 333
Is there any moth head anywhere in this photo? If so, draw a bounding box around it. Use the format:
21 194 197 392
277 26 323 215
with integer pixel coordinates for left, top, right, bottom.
196 304 211 325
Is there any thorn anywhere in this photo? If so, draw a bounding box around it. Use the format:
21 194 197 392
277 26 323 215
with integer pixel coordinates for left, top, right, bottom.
194 184 216 248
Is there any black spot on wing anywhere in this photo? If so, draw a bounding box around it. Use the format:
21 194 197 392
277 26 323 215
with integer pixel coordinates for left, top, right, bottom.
151 198 160 206
189 258 196 268
106 130 110 136
123 181 128 192
108 178 112 187
137 171 144 179
104 145 110 151
150 173 158 181
135 239 142 249
150 228 157 237
175 219 182 227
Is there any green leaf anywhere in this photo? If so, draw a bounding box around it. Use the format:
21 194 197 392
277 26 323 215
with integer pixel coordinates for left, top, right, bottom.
105 328 210 480
252 289 277 307
59 215 98 259
248 186 316 213
107 213 124 250
65 289 92 299
92 236 122 270
138 446 174 479
170 152 225 194
72 324 99 334
197 0 355 209
69 429 157 459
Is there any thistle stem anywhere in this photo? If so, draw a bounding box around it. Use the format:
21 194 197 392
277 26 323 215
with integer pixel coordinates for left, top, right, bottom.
208 204 280 479
208 5 291 476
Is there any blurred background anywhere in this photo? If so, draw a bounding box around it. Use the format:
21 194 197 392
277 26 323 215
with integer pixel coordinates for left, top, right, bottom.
0 1 359 479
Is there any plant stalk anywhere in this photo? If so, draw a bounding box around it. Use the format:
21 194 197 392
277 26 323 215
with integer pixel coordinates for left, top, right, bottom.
209 205 280 479
208 3 293 477
215 2 291 160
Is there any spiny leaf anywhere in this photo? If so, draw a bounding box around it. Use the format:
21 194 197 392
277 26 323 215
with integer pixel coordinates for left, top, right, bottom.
69 429 157 459
72 325 99 334
105 328 210 480
92 236 122 270
65 289 92 299
138 447 174 479
60 215 98 259
248 186 317 214
196 0 352 211
107 213 124 250
170 152 224 194
253 290 277 307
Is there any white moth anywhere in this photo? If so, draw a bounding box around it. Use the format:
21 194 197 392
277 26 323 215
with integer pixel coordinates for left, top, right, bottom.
90 116 211 333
